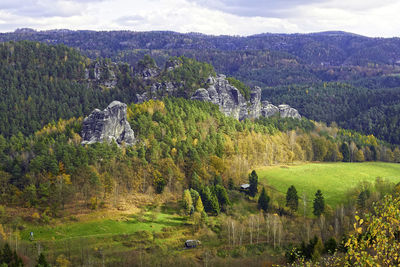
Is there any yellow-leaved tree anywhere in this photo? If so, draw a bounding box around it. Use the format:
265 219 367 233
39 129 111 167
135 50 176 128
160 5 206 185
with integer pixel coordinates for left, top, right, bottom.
345 195 400 266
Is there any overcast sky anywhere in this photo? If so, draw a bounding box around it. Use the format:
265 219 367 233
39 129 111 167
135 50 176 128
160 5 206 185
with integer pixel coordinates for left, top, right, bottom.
0 0 399 37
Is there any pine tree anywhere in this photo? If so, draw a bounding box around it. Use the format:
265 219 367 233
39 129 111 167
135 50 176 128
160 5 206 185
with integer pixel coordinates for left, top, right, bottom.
340 143 350 162
313 190 325 217
190 189 200 208
258 187 270 212
200 186 219 215
286 185 299 211
215 184 230 211
210 194 220 216
249 170 258 197
183 189 193 215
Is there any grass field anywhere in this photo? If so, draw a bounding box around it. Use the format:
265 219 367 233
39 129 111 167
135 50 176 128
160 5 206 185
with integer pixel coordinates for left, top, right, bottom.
257 162 400 210
21 211 185 242
18 206 191 264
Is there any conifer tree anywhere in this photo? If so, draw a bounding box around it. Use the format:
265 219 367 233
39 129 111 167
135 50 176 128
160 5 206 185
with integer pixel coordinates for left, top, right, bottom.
210 193 220 216
340 143 350 162
215 184 230 211
313 190 325 216
200 186 219 215
286 185 299 211
258 187 270 212
249 170 258 197
183 189 193 215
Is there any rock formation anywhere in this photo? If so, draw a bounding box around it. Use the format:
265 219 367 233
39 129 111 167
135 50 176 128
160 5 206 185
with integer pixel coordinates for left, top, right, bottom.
191 75 301 120
192 74 248 120
261 101 280 117
278 104 301 119
81 101 135 146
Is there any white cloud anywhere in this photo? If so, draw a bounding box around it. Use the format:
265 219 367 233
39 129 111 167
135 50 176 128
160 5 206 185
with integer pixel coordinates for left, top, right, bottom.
0 0 399 37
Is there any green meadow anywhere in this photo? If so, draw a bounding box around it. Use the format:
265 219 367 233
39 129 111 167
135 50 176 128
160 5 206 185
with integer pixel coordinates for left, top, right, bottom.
21 212 184 242
257 162 400 209
18 207 191 264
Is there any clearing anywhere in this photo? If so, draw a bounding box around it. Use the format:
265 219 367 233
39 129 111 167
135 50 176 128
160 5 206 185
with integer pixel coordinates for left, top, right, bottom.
257 162 400 210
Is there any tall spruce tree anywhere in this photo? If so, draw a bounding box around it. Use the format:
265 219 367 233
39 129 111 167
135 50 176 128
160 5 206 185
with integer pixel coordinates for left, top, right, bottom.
249 170 258 197
215 184 230 211
340 143 350 162
258 187 270 212
286 185 299 211
313 190 325 217
200 186 220 215
183 189 193 215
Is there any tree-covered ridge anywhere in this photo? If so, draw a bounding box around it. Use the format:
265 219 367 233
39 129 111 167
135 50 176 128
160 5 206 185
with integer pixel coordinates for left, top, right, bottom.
0 97 398 216
263 81 400 144
0 41 216 137
157 56 216 97
0 41 128 137
3 30 400 67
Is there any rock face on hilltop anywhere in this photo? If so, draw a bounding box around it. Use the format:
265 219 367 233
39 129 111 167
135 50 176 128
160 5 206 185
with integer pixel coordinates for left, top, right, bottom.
278 104 301 119
81 101 135 145
191 75 301 120
192 75 248 120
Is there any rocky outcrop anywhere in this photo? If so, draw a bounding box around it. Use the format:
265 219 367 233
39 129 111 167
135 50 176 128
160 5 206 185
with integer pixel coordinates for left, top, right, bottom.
261 101 280 117
81 101 135 146
140 67 159 80
192 74 248 120
248 86 262 119
191 75 301 120
136 81 181 103
134 60 301 120
278 104 301 119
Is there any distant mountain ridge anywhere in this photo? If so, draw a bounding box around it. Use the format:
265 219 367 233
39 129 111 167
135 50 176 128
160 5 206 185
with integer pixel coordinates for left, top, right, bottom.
1 29 400 67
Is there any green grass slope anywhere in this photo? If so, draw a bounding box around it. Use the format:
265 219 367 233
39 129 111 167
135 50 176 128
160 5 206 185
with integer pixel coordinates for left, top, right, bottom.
257 162 400 210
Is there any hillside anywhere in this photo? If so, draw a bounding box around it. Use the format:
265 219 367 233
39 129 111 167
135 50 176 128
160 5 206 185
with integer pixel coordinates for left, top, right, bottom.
0 39 399 266
263 81 400 144
2 31 400 145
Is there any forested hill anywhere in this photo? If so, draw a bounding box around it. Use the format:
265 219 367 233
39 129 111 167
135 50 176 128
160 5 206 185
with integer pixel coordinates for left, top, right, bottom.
0 40 399 218
2 30 400 66
1 40 400 149
0 41 216 137
3 30 400 145
1 30 400 87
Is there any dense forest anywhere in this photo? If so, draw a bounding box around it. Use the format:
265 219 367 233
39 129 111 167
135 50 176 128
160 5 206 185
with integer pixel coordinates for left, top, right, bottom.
2 30 400 146
0 39 400 265
263 81 400 144
0 41 216 137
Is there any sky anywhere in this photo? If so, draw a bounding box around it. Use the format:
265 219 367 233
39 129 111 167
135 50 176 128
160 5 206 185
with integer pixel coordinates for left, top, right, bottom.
0 0 399 37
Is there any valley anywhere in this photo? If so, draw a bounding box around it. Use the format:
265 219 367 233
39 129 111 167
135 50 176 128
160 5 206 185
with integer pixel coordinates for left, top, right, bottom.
0 33 399 266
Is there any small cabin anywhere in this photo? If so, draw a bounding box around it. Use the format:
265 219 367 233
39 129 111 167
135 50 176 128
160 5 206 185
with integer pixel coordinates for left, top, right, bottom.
240 184 250 190
185 240 200 248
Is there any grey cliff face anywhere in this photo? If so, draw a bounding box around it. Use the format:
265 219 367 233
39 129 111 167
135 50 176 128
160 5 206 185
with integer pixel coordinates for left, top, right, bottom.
136 81 180 103
278 104 301 119
261 101 280 117
191 75 301 120
81 101 135 146
192 75 248 120
248 86 262 119
134 63 301 120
